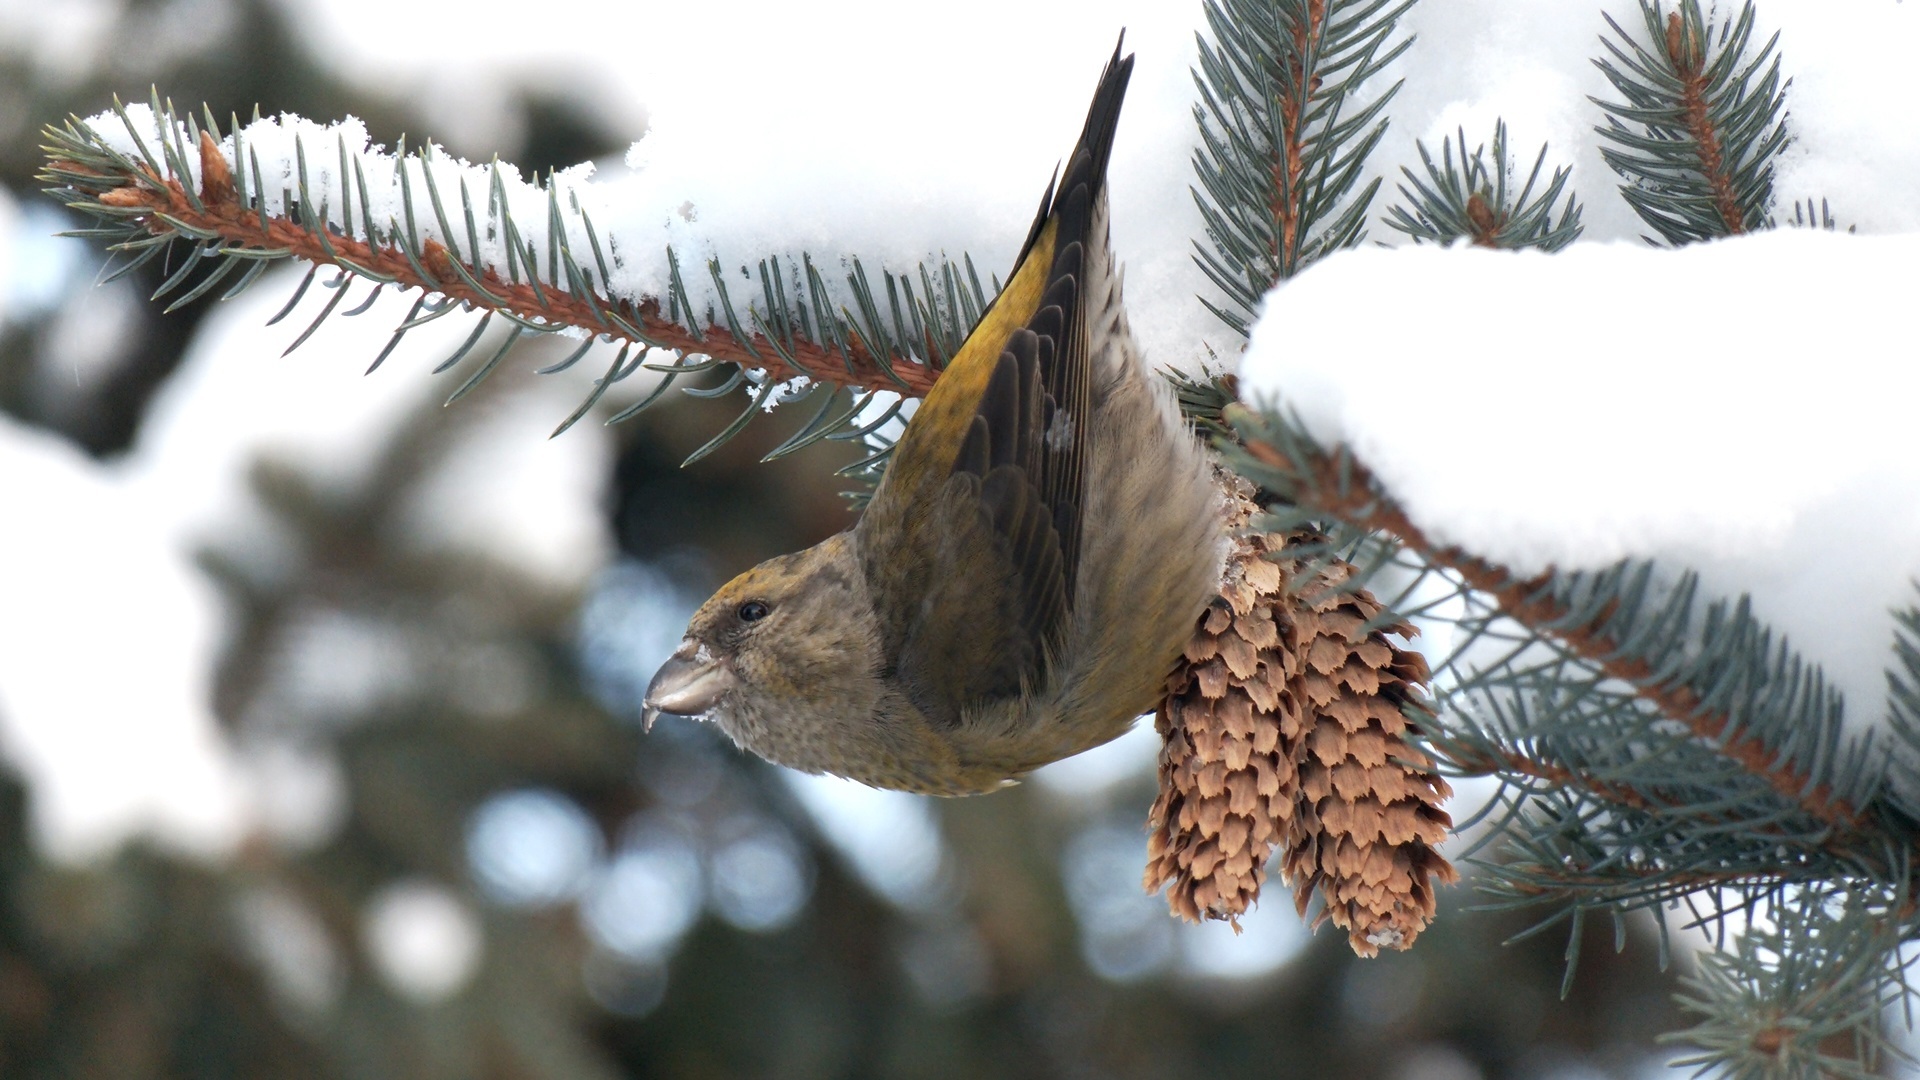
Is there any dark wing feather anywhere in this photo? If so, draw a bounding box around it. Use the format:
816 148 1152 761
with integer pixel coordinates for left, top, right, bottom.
951 39 1131 661
861 41 1133 724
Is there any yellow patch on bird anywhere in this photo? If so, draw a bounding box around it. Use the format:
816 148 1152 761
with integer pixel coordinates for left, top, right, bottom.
882 218 1058 490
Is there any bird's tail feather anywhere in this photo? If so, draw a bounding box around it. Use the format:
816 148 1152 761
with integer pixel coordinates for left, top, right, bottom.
1011 34 1133 267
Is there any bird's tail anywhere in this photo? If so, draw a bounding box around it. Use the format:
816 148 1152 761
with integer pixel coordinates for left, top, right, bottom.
1012 35 1134 268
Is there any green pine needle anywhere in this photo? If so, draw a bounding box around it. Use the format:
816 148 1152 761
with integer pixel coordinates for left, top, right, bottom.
1385 121 1585 252
1223 397 1919 1072
1592 0 1791 245
39 100 988 461
1190 0 1415 336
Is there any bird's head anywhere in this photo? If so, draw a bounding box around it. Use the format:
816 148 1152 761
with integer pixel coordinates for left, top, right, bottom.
642 532 881 748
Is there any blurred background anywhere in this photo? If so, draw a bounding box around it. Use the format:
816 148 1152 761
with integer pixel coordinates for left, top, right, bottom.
0 1 1700 1076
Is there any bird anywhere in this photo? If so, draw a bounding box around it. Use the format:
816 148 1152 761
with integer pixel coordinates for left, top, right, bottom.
642 38 1225 796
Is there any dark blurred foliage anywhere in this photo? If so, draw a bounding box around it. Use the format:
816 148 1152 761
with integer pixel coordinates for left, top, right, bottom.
0 2 1688 1077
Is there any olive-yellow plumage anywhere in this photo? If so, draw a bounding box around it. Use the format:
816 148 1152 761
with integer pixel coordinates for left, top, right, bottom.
644 41 1224 795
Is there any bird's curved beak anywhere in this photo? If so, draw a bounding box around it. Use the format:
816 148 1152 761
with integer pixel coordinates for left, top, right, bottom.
642 640 735 732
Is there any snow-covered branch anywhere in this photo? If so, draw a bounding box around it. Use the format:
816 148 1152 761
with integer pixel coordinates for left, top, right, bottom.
41 101 967 451
1232 416 1865 830
1224 231 1920 936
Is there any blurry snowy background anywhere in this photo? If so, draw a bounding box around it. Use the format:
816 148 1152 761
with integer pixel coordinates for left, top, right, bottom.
0 0 1913 1077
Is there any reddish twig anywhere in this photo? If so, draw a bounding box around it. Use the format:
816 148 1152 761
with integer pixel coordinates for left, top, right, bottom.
1502 868 1787 897
1453 747 1659 813
1465 192 1502 247
63 132 940 398
1460 746 1917 895
1240 435 1864 832
1271 0 1328 274
1666 13 1748 236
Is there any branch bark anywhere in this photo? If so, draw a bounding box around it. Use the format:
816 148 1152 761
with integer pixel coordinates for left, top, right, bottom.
58 133 940 398
1270 0 1328 276
1237 430 1863 833
1666 12 1749 236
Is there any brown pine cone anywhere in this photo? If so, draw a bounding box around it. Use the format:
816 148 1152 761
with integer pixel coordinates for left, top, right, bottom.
1144 472 1456 954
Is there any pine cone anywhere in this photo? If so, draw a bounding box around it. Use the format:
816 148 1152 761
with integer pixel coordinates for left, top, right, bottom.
1281 559 1458 956
1141 508 1298 926
1144 472 1457 954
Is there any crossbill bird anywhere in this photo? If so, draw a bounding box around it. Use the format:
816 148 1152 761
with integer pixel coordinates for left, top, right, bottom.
643 40 1225 795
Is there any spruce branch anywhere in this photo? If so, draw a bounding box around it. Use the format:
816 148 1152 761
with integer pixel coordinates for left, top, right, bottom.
1218 398 1920 1066
1592 0 1790 245
39 99 988 457
1663 888 1917 1079
1384 122 1585 252
1888 596 1920 820
1219 402 1919 897
1228 404 1856 827
1190 0 1414 335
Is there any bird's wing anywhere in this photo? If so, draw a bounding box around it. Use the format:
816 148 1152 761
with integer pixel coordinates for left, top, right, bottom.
857 41 1133 726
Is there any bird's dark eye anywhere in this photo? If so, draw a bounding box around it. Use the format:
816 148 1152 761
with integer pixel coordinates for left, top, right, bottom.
737 600 770 623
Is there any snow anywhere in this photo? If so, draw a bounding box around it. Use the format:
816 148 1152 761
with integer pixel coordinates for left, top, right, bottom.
1741 0 1920 234
0 0 120 89
782 772 950 911
1237 230 1920 800
361 879 485 1004
0 265 613 860
394 368 615 589
0 414 249 859
134 264 613 590
233 883 345 1015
